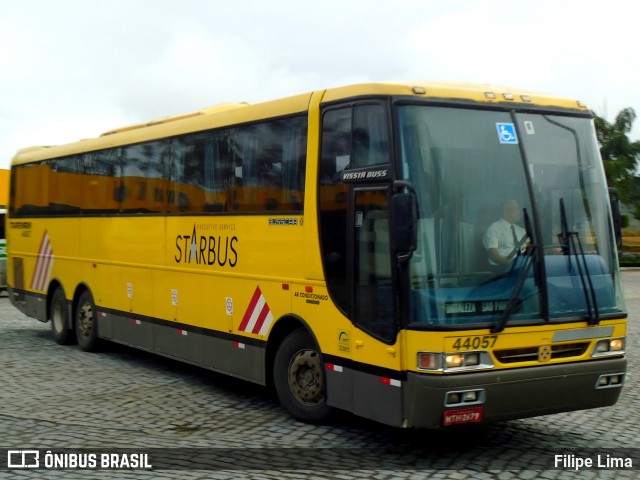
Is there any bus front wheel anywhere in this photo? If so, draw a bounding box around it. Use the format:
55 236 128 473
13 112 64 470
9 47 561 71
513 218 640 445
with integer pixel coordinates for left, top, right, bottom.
75 290 99 352
273 329 331 423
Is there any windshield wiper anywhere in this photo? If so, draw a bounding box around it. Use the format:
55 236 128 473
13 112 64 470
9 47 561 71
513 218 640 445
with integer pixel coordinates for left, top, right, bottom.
492 208 538 334
559 198 600 325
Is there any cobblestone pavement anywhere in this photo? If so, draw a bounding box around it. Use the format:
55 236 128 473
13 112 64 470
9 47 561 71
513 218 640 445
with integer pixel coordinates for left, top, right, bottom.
0 272 639 479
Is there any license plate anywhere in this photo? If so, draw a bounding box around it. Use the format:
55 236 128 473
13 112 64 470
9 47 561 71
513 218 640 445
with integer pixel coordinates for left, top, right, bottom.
443 407 483 427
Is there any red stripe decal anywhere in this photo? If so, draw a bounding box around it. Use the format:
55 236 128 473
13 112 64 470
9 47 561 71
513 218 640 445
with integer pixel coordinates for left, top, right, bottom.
238 287 262 331
250 302 270 334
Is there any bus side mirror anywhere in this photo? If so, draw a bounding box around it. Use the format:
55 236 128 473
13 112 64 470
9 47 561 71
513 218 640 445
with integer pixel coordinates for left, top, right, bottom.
391 192 417 263
609 187 623 254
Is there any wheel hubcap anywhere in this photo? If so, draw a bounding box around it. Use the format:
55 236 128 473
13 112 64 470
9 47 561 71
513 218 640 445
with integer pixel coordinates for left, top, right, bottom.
288 349 325 406
77 302 93 338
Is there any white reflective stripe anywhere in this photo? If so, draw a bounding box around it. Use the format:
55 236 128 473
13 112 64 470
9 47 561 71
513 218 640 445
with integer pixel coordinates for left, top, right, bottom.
244 296 265 333
257 311 274 336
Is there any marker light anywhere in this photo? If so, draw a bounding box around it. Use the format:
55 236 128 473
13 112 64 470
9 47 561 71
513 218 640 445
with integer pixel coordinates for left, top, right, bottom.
417 352 440 370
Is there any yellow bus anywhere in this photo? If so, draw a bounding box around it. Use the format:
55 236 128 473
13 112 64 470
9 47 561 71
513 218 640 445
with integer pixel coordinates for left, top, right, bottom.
7 82 627 428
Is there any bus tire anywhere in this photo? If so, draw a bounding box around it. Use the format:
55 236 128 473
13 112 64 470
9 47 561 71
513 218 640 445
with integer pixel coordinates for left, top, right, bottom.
75 290 99 352
273 329 331 423
50 287 74 345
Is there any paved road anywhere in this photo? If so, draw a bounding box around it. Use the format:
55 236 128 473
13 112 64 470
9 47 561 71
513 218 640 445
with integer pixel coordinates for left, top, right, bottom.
1 272 639 479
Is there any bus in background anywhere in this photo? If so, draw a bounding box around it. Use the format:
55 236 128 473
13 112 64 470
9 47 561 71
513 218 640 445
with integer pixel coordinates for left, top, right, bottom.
7 82 626 428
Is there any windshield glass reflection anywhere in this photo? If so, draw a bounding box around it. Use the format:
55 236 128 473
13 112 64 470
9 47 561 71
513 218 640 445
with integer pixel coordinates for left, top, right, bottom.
398 106 625 328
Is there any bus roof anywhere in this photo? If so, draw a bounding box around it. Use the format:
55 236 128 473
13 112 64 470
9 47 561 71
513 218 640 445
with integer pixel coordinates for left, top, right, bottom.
11 81 589 165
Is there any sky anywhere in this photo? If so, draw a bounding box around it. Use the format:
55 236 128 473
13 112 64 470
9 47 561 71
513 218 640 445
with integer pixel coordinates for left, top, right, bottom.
1 0 639 168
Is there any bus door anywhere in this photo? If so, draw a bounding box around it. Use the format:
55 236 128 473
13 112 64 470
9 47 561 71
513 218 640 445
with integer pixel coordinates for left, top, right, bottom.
350 184 404 426
319 101 404 425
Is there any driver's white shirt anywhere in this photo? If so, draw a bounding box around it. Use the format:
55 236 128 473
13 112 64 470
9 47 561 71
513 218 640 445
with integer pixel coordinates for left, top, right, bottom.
483 218 526 265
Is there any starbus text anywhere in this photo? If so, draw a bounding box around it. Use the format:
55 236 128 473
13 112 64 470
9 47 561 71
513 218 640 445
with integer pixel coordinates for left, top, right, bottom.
175 234 239 267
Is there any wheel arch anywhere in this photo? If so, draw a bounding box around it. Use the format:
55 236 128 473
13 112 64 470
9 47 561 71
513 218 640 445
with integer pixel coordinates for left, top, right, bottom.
265 314 319 389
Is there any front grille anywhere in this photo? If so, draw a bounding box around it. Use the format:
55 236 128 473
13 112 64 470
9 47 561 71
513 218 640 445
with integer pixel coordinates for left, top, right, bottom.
494 342 589 363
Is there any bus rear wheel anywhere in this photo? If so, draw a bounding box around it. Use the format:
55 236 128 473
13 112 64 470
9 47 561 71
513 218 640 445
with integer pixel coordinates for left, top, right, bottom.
273 329 331 423
50 287 74 345
75 290 99 352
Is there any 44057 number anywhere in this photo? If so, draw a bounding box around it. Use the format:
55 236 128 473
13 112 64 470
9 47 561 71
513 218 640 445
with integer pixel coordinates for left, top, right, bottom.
452 335 497 351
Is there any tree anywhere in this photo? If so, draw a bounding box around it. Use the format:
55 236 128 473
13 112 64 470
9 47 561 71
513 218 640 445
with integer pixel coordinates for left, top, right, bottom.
593 107 640 218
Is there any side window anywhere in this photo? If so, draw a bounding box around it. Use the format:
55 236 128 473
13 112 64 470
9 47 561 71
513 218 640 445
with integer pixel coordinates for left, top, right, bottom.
121 142 170 213
170 133 228 213
81 149 121 214
228 117 307 212
352 104 391 168
318 103 391 180
49 156 81 215
10 163 51 215
11 116 307 217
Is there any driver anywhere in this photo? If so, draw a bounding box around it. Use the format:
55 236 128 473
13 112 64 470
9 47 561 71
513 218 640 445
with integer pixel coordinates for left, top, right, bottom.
483 199 527 270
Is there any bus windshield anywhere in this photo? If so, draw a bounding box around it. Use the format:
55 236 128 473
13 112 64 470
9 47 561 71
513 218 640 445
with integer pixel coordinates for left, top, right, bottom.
398 105 626 328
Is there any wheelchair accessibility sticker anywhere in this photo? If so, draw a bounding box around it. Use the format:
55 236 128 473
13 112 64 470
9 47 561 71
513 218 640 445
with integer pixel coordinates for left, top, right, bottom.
496 123 518 144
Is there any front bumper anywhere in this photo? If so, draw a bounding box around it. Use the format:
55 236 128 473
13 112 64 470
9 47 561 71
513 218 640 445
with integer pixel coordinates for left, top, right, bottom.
404 357 626 428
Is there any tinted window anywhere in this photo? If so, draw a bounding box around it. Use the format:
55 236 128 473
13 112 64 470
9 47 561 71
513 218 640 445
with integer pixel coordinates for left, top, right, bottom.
10 115 307 216
318 103 391 315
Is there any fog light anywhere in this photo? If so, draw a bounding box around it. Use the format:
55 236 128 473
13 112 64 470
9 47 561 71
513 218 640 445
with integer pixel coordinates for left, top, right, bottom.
596 373 625 389
462 391 478 403
445 389 484 407
447 392 461 404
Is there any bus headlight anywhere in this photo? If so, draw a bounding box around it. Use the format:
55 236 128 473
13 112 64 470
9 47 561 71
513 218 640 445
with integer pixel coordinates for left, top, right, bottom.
592 337 625 357
446 352 482 369
417 351 493 372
